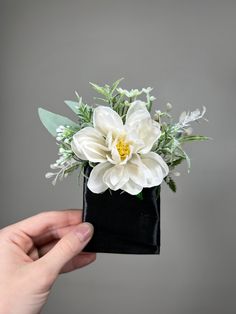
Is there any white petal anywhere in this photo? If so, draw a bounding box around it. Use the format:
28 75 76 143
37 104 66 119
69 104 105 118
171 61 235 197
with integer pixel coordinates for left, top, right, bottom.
110 136 121 164
106 154 117 164
121 179 143 195
103 165 129 191
147 152 169 177
125 101 161 154
125 100 149 127
93 106 123 136
140 152 169 187
87 162 112 193
72 127 108 162
81 142 109 162
71 139 87 160
136 119 161 154
124 127 144 153
125 155 147 186
105 130 113 150
73 127 106 144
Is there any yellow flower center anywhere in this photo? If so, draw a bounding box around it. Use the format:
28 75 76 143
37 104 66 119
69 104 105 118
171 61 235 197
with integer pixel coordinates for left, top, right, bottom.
116 137 130 160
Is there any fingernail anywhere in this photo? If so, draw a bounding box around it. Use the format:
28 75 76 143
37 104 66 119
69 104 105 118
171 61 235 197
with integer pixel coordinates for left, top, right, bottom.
74 223 93 242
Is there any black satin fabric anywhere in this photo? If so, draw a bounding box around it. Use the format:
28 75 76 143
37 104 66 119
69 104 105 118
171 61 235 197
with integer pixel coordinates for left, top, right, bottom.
82 166 161 254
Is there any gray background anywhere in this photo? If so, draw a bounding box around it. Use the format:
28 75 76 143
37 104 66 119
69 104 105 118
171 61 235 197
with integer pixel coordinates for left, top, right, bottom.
1 0 236 313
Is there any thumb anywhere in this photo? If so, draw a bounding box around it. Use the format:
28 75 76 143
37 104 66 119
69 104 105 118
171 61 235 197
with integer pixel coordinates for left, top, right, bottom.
36 222 94 277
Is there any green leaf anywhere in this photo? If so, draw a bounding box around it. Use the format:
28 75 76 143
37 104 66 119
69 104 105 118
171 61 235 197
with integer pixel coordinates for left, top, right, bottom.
165 176 177 192
136 191 144 200
179 135 210 143
169 157 185 168
89 82 110 98
110 78 124 95
38 107 78 137
76 103 93 125
93 97 108 103
178 146 191 172
64 100 80 114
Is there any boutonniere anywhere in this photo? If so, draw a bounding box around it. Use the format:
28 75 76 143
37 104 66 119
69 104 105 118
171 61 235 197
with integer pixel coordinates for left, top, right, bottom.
38 78 209 254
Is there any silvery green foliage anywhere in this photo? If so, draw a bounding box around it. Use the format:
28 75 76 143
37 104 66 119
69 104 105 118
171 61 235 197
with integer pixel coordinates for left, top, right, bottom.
152 105 209 191
45 125 82 185
38 108 78 137
65 95 93 128
178 106 207 127
39 78 209 192
90 79 156 119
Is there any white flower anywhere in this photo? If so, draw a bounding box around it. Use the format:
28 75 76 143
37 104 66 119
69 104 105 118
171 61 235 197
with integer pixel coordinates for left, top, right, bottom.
142 87 153 93
116 88 142 98
71 101 169 195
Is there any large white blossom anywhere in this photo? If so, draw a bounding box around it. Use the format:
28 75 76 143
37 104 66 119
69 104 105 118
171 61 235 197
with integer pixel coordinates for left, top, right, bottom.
71 101 169 195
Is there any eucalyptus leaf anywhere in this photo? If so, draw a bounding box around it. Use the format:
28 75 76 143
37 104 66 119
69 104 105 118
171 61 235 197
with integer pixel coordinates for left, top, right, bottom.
38 107 79 137
64 100 80 114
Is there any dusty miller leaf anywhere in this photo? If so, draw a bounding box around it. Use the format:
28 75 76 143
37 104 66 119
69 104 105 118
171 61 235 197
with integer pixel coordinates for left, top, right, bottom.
38 108 78 137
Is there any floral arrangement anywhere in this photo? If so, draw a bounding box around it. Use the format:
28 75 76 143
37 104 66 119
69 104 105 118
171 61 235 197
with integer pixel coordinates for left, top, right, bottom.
38 78 209 196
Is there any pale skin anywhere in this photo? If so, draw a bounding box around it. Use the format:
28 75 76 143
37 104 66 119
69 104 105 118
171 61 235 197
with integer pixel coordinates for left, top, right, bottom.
0 210 95 314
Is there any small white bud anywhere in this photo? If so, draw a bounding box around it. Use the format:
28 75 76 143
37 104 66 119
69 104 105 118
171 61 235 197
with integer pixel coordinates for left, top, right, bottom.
154 110 161 121
173 171 181 177
166 102 172 111
185 127 193 135
45 172 55 179
50 163 58 169
56 125 65 133
52 178 57 185
142 87 152 93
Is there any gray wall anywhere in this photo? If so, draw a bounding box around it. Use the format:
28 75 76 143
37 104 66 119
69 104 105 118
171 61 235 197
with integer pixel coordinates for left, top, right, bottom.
1 0 236 313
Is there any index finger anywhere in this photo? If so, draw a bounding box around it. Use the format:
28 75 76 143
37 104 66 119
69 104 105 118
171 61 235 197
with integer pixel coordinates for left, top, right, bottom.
8 209 83 238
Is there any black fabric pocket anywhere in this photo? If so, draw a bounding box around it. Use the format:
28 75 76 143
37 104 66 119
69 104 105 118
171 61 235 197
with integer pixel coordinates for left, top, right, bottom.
82 165 161 254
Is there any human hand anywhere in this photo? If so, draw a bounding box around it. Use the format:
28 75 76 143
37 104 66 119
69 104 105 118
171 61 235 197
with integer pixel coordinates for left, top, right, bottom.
0 210 95 314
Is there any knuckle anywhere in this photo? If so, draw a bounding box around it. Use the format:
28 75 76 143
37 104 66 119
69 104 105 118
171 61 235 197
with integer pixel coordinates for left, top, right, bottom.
6 230 33 252
36 211 58 220
0 226 11 236
0 227 16 243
